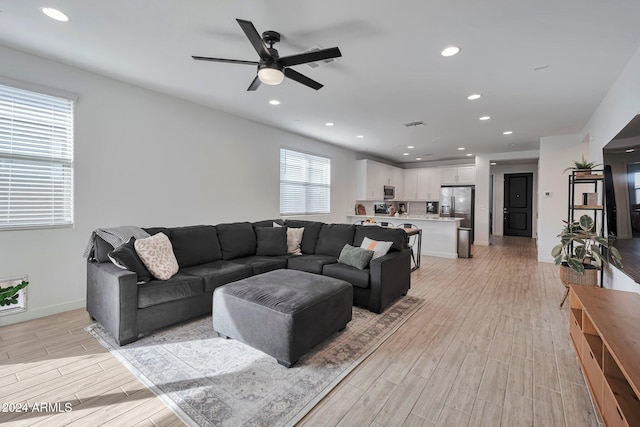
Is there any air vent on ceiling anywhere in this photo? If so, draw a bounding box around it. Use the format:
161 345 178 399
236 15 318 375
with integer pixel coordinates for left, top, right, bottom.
404 121 426 128
303 46 340 69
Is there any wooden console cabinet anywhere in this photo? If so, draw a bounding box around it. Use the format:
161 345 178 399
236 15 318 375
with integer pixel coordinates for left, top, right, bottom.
569 285 640 426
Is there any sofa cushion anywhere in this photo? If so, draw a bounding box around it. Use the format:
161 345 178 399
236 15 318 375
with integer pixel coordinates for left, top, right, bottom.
169 225 222 268
360 237 394 259
283 219 323 254
354 226 407 252
108 237 152 283
287 254 338 274
315 224 356 258
137 272 204 309
230 256 288 275
323 263 371 289
216 222 257 260
255 227 288 256
338 244 374 270
252 219 284 228
182 260 253 293
143 227 172 239
134 232 179 280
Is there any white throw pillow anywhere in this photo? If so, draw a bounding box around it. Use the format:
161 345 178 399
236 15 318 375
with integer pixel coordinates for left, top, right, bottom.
274 223 304 255
134 232 179 280
360 237 393 259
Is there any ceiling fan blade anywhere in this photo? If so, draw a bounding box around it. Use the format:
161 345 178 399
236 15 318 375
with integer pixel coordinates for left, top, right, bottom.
279 47 342 67
192 56 258 66
284 68 323 90
236 19 271 59
247 75 261 91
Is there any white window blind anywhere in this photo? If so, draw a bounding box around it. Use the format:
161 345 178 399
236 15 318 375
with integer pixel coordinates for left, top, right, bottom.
0 83 74 230
280 148 330 215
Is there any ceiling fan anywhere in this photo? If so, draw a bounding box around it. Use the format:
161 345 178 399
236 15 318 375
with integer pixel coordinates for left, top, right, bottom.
192 19 342 91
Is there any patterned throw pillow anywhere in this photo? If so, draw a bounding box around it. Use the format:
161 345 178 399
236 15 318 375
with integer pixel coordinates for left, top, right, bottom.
360 237 393 259
134 232 179 280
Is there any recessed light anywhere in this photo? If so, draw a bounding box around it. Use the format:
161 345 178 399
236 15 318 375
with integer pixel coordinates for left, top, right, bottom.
457 147 465 151
441 46 460 57
467 94 481 100
509 143 518 147
407 145 414 149
268 99 280 105
356 135 364 139
626 148 635 153
403 153 409 156
325 122 334 126
416 158 422 161
42 7 69 22
479 116 491 121
466 153 473 157
490 162 497 166
503 131 513 135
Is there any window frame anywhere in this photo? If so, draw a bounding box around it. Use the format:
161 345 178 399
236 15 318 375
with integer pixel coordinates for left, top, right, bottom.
279 147 331 216
0 81 75 231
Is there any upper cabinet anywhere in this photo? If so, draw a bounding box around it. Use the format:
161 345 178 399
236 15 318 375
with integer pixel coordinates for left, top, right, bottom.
403 168 441 201
356 159 404 200
440 166 475 185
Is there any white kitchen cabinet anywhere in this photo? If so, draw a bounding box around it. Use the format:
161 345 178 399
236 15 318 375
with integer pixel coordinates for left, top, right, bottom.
356 159 403 200
402 168 440 200
403 169 419 200
392 167 404 199
440 166 475 185
425 168 441 200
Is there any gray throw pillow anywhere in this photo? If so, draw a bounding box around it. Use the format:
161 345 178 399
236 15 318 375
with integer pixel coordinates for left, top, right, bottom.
338 244 374 270
108 238 152 283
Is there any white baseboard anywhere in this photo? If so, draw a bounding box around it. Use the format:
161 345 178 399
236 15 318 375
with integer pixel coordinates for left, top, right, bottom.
0 299 86 327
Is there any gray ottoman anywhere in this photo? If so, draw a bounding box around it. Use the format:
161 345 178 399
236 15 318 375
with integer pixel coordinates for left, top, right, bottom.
212 269 353 367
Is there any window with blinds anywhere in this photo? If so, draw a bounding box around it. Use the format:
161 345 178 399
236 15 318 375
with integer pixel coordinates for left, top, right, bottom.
0 83 74 230
280 148 330 215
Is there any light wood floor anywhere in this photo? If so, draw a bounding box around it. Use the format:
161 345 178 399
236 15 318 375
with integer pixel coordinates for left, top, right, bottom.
0 236 598 426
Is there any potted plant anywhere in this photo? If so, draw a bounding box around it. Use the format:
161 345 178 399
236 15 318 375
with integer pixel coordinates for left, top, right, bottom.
552 215 622 305
563 155 602 176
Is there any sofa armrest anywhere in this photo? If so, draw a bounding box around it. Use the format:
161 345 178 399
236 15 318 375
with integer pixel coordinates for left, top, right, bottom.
86 261 139 345
368 249 411 313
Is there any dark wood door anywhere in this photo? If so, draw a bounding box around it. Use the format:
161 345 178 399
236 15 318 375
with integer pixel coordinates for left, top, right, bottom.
503 173 533 237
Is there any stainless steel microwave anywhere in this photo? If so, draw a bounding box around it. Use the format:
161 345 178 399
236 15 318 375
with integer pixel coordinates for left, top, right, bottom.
383 185 395 199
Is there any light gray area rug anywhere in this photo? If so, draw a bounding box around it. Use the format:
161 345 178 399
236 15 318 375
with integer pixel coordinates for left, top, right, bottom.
87 296 424 427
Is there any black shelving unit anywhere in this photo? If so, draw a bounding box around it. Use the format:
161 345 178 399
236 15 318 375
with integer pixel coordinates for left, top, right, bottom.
567 169 604 230
567 169 605 286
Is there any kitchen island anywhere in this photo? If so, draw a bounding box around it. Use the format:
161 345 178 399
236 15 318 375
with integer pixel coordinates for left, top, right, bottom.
347 215 463 259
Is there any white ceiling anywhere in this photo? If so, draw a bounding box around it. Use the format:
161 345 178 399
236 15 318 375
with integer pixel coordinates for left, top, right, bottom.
1 1 640 164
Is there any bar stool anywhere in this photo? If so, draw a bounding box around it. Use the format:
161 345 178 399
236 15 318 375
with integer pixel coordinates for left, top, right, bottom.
397 223 420 270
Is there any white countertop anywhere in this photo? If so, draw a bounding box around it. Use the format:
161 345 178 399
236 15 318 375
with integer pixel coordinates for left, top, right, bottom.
348 214 462 222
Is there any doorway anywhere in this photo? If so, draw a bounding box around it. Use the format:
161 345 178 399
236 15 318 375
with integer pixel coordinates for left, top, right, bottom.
503 173 533 237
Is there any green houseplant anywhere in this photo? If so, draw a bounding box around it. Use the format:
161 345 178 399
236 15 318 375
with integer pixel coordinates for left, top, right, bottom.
562 155 602 175
0 280 29 307
552 215 622 274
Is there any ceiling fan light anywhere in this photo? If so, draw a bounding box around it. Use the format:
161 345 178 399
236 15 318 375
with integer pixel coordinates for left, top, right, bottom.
258 67 285 85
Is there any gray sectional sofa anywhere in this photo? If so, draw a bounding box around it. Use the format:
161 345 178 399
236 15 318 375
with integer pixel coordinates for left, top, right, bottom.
86 219 411 345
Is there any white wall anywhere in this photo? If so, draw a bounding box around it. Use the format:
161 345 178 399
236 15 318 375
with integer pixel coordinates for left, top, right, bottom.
537 135 585 263
579 44 640 291
0 45 358 325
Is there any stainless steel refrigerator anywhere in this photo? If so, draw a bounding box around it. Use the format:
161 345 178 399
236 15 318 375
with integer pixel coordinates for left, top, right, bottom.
440 185 475 242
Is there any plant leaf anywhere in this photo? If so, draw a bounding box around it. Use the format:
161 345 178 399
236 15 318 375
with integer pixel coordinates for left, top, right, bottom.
579 215 594 231
567 258 585 274
551 244 563 257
